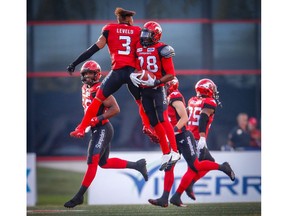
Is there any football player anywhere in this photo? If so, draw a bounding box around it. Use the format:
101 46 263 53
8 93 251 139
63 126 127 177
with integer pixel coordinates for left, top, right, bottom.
169 78 235 206
67 7 159 144
148 77 236 207
64 60 148 208
130 21 181 170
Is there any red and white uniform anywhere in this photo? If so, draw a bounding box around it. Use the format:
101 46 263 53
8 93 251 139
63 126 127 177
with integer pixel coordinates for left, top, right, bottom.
102 23 141 70
135 41 175 86
82 82 108 125
167 90 187 133
187 96 217 140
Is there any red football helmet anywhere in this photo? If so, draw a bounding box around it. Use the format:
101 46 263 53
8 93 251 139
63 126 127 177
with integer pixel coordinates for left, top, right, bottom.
80 60 101 86
166 77 179 95
195 78 219 99
140 21 162 47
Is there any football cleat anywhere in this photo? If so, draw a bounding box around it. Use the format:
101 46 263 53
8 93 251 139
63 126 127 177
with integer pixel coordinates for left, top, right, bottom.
143 126 160 143
135 159 149 181
169 150 181 165
148 198 168 208
185 186 196 200
220 162 235 181
170 193 187 207
70 127 85 138
159 153 172 171
64 196 84 208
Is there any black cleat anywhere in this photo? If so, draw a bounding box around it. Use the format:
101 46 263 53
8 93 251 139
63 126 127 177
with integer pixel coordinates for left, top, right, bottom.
64 196 84 208
170 193 187 207
220 162 235 181
136 159 149 181
185 186 196 200
148 198 168 207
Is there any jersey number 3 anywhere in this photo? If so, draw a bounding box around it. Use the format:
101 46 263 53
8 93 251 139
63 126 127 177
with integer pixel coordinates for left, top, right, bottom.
118 36 131 55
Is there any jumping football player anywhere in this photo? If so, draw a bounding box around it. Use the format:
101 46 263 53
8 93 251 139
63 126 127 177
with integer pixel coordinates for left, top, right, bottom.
67 7 159 143
130 21 181 170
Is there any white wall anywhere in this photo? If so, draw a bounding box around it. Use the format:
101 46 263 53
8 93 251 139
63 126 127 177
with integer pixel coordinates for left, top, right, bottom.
88 151 261 204
27 153 37 206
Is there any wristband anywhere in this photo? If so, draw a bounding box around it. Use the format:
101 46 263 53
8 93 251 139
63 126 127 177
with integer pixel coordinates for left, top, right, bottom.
154 79 161 86
98 115 105 121
174 126 179 132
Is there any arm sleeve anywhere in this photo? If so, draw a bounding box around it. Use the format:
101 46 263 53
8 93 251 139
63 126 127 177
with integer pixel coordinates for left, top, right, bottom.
161 57 175 76
199 112 209 133
72 44 100 66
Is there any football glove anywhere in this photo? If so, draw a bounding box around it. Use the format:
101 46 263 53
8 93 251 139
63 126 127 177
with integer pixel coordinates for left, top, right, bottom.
67 63 75 75
130 72 141 87
141 74 156 87
197 136 206 151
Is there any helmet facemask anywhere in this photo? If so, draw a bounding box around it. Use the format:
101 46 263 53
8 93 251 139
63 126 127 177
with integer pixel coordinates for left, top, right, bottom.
80 60 102 86
140 29 155 47
213 86 222 107
81 69 101 86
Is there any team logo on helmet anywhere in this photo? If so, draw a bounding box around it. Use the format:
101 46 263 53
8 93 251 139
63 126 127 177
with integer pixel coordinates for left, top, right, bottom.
195 78 222 107
140 21 163 47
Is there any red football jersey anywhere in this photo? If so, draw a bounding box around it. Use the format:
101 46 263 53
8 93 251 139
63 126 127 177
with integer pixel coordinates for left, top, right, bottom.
167 90 186 131
82 82 108 124
135 41 175 85
102 23 141 70
187 96 217 140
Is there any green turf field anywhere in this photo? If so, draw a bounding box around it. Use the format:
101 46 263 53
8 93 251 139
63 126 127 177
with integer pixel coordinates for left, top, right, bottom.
27 166 261 216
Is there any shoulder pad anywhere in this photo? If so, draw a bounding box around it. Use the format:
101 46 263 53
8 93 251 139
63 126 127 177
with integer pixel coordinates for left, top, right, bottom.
203 98 217 108
160 45 175 58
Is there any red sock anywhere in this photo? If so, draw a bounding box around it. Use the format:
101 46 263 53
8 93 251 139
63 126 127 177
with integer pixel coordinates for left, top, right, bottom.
154 123 170 154
163 165 175 192
193 170 208 183
176 167 197 194
160 120 178 152
100 158 127 169
81 154 100 187
79 98 102 129
135 100 150 127
189 158 219 186
194 158 220 171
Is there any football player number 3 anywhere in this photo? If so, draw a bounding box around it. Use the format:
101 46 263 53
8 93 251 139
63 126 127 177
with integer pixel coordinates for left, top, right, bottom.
187 106 201 126
118 36 131 55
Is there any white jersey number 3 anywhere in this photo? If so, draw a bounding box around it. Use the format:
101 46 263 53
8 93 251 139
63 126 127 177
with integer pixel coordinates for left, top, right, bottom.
118 36 131 55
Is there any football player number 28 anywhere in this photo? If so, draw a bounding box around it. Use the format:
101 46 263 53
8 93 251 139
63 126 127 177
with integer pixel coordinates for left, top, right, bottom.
138 56 158 73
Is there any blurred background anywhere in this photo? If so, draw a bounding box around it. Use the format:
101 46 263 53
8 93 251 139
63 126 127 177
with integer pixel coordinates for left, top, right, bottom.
27 0 261 156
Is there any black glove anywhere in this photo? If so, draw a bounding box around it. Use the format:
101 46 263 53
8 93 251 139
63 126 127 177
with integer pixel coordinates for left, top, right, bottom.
67 63 75 75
